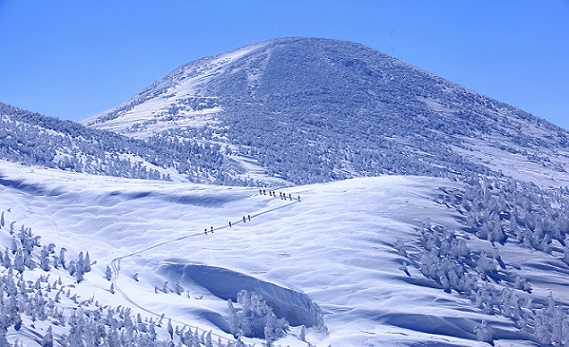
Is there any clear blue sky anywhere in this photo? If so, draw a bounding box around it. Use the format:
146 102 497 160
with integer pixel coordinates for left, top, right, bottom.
1 1 568 130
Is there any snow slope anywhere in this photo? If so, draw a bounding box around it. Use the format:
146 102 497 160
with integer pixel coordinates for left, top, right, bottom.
2 160 568 346
82 42 270 138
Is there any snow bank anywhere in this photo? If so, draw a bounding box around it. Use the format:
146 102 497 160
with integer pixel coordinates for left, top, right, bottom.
159 263 325 329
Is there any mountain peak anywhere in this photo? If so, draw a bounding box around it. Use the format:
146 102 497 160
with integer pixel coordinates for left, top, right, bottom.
81 37 394 136
81 38 569 187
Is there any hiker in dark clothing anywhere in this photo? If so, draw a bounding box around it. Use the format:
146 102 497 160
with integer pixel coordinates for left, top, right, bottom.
243 216 246 223
248 215 251 221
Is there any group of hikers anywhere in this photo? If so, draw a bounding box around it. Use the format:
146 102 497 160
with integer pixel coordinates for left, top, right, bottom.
258 189 301 202
203 190 301 235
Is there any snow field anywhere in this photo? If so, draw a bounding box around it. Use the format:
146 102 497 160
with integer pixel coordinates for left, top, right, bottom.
1 160 567 345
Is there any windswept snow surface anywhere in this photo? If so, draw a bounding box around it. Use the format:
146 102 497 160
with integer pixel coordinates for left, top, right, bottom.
1 160 567 346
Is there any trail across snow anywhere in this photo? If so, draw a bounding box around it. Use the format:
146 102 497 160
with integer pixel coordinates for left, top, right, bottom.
108 192 300 344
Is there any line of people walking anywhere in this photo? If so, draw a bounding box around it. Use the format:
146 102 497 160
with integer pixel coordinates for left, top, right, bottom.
259 189 301 202
204 190 301 235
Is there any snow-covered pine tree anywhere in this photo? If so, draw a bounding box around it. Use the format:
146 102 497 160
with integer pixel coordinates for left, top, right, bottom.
105 265 113 281
41 326 54 347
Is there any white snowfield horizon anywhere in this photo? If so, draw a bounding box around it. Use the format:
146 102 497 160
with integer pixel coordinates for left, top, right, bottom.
2 160 568 346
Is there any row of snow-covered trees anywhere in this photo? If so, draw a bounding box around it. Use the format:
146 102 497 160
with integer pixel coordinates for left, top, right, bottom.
0 210 255 346
450 176 569 257
395 174 569 345
397 223 569 345
0 212 92 282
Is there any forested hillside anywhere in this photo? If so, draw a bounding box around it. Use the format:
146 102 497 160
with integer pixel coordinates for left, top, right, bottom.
0 102 250 185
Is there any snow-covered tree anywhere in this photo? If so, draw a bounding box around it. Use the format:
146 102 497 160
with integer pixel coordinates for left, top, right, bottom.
473 320 492 343
41 326 54 347
105 265 113 281
227 290 288 342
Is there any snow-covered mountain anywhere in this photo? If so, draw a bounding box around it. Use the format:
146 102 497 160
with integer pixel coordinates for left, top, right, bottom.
2 37 569 346
84 37 569 188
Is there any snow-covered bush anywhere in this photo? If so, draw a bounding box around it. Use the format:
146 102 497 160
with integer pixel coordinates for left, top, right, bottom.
473 320 493 343
227 290 288 344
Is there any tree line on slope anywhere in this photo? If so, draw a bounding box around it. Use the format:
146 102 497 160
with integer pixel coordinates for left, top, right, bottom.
0 102 249 186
